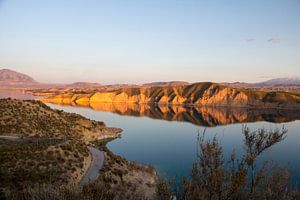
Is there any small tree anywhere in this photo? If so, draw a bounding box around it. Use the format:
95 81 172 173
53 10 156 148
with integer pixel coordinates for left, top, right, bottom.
158 126 299 200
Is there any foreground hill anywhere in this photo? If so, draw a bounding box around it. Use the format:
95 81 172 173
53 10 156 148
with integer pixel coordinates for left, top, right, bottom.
0 98 121 141
0 98 120 188
0 98 157 199
42 82 300 110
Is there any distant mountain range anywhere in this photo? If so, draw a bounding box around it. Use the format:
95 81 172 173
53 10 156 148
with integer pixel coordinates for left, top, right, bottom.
0 68 191 89
142 81 190 87
65 82 103 88
223 77 300 92
1 68 300 91
223 77 300 87
259 77 300 85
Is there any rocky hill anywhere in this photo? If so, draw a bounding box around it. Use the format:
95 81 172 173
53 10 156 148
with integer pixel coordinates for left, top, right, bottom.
41 82 300 110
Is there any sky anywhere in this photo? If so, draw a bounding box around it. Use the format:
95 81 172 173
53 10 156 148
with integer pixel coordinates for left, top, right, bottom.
0 0 299 84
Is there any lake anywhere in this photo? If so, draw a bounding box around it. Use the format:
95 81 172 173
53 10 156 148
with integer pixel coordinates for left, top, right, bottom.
0 89 37 99
1 90 300 183
46 102 300 184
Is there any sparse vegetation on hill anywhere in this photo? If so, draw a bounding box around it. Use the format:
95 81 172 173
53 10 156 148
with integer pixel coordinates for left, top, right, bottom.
0 138 89 190
0 98 158 199
2 143 158 200
96 144 158 199
0 98 113 193
0 98 121 141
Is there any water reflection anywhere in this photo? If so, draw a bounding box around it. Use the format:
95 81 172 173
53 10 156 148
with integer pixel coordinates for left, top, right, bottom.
0 89 36 100
46 101 300 126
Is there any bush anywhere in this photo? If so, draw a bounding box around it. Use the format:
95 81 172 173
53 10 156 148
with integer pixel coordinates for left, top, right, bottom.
157 126 300 200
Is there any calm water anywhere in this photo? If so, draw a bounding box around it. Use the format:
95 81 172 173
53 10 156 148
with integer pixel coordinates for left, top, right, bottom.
46 103 300 183
0 89 36 99
1 90 299 182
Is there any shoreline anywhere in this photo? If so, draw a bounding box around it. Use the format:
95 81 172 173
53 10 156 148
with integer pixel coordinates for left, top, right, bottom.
41 98 300 111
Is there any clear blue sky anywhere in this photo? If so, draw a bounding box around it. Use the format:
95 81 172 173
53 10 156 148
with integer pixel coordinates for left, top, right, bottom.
0 0 299 84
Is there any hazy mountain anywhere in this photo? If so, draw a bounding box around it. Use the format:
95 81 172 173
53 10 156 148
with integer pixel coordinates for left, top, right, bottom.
142 81 190 87
66 82 103 88
259 77 300 85
0 69 64 89
2 68 300 93
223 77 300 92
0 69 37 84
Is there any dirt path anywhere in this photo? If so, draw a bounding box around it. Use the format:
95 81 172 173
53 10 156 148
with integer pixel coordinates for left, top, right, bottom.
0 135 21 140
80 146 104 186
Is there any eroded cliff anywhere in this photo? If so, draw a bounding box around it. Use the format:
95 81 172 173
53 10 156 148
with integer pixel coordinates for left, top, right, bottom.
41 82 300 110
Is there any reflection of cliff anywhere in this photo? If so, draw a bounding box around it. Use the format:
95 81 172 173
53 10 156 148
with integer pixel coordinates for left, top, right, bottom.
45 101 300 127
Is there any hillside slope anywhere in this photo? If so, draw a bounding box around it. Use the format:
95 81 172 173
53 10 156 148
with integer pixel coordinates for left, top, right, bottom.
42 82 300 110
0 99 158 199
0 98 121 191
0 98 121 141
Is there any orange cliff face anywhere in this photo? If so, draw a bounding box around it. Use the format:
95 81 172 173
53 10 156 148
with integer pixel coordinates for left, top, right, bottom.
41 82 300 110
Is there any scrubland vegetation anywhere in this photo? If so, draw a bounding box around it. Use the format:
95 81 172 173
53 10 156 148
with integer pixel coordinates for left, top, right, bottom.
0 138 88 189
1 139 158 200
0 98 106 139
0 98 105 196
0 98 157 200
97 145 157 199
